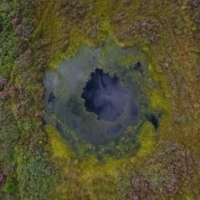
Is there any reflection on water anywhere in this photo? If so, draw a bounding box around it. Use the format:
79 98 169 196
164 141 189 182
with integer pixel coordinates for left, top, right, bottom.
82 68 128 122
107 125 122 135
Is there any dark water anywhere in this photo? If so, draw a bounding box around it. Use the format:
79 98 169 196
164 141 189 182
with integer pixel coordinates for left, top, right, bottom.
146 113 159 129
48 92 56 103
81 68 128 122
134 61 143 75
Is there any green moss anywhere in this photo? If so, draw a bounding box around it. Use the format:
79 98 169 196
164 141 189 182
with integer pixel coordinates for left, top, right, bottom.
3 181 18 193
186 194 195 200
45 124 74 159
136 122 157 158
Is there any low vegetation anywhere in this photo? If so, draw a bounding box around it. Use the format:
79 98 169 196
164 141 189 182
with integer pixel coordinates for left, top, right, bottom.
0 0 199 199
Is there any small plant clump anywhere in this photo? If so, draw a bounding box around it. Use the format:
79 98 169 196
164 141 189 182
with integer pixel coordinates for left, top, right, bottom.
0 173 6 185
112 13 160 45
0 76 8 100
59 0 87 23
0 76 7 86
57 0 101 42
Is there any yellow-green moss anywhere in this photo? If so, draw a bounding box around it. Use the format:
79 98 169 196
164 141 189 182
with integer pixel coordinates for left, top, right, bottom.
136 122 157 158
45 124 73 159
